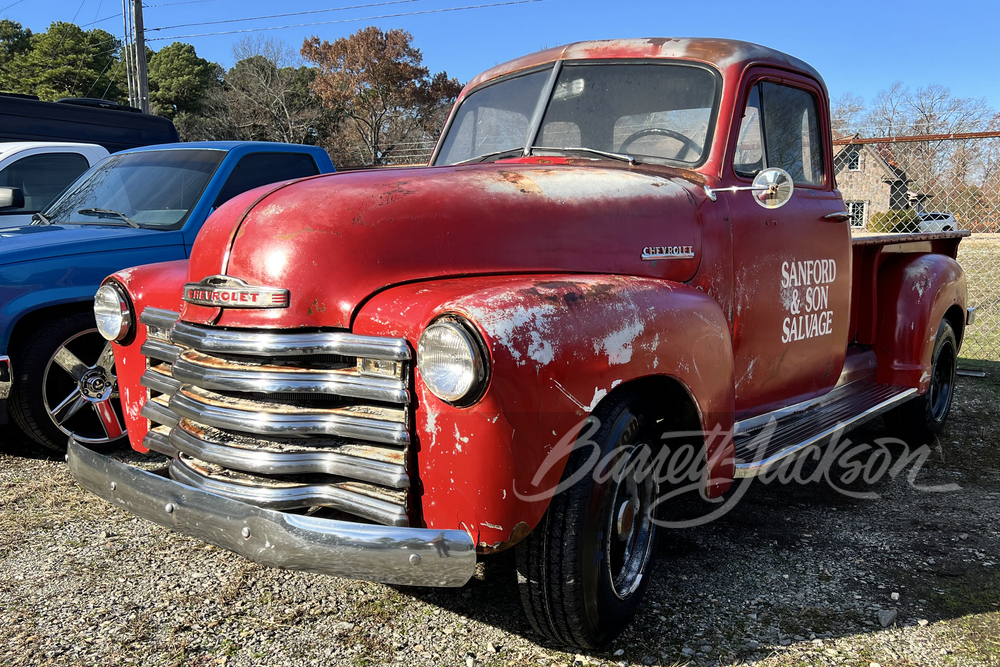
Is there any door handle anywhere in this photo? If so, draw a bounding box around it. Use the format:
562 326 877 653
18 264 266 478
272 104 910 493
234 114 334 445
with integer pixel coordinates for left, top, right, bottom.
823 211 851 222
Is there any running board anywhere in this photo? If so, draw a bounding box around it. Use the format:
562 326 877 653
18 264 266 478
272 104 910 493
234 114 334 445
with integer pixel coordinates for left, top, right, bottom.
733 384 916 478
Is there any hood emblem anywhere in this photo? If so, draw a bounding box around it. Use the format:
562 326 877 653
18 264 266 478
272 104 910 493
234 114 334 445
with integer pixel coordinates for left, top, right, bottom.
183 275 290 309
641 245 695 261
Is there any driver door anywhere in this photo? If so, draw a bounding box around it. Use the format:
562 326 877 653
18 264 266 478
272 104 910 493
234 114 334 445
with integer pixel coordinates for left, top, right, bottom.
727 71 852 416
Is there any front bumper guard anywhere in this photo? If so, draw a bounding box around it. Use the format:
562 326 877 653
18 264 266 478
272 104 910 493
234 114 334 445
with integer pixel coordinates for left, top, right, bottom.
67 438 477 587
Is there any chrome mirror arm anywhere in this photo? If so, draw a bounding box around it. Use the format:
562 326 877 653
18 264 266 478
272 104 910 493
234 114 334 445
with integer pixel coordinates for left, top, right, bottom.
703 184 773 203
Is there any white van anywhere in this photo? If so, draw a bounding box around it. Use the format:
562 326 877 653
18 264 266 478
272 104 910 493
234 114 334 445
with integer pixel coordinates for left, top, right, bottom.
0 142 109 227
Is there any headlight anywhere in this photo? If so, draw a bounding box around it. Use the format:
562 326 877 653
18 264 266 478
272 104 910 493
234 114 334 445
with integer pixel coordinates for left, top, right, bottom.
417 319 488 404
94 282 133 342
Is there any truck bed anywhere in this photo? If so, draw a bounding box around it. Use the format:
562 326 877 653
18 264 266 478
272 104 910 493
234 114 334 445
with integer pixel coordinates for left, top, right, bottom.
851 229 972 247
849 229 971 347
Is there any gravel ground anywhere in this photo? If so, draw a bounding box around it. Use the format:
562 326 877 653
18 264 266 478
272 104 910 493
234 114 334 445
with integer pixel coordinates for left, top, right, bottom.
1 368 998 667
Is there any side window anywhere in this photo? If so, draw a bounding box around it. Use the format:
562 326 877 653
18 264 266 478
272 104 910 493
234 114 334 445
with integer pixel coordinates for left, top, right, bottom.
0 152 91 214
734 86 764 177
213 152 320 208
733 82 826 186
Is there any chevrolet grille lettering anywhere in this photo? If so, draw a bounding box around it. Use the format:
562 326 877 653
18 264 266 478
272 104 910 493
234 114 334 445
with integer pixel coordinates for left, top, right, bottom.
182 276 290 309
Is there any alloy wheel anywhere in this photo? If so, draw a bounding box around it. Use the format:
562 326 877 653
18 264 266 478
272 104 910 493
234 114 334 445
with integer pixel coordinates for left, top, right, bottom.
41 328 126 445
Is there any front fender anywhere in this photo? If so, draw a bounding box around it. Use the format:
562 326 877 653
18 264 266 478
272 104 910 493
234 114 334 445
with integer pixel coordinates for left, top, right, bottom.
874 253 967 391
354 275 735 550
107 260 191 452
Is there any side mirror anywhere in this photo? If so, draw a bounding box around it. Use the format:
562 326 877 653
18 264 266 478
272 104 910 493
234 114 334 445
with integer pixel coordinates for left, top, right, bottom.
0 186 24 210
703 167 795 209
751 168 794 209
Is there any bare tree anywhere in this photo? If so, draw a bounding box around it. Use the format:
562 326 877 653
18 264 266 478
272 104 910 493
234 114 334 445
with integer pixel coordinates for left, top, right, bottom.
185 37 330 144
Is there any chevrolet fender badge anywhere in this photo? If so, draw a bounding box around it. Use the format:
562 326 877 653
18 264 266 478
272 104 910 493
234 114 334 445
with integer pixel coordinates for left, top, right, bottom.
182 275 290 309
641 245 695 261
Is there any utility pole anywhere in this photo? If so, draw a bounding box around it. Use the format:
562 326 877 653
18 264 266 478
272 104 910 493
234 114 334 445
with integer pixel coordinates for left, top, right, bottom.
132 0 150 113
121 0 135 107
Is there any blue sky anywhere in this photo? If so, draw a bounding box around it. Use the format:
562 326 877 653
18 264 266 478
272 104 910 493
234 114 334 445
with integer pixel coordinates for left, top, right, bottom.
5 0 1000 109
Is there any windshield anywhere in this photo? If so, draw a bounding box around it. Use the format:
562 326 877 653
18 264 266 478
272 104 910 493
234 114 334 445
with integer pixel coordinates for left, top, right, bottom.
434 61 719 167
43 149 225 230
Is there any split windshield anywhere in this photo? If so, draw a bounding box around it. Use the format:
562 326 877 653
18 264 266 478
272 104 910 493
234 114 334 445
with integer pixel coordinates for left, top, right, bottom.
42 149 225 230
434 61 719 167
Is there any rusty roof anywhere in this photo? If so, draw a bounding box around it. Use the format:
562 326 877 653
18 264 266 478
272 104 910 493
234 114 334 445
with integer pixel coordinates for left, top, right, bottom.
463 38 824 93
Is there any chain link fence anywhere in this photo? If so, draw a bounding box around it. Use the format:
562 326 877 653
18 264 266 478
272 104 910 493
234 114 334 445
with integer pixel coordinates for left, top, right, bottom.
834 133 1000 365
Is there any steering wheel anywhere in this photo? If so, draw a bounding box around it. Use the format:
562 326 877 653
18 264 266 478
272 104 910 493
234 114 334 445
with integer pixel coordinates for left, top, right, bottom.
618 128 701 161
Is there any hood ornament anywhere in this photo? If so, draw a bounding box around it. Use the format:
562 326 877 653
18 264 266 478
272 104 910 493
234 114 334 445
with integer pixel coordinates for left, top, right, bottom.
183 275 289 309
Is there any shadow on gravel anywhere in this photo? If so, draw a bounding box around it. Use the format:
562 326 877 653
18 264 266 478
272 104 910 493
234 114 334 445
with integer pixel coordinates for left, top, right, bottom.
398 374 1000 663
0 423 64 462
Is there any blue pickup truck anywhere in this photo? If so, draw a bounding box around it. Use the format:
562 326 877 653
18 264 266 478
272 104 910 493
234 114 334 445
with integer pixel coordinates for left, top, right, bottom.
0 141 334 450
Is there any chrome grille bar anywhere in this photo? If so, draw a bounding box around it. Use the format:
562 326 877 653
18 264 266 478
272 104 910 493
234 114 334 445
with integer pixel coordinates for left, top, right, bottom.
141 396 180 428
169 420 408 488
171 321 411 361
171 350 409 404
140 307 181 332
141 339 183 364
169 387 410 446
171 455 408 527
140 367 181 396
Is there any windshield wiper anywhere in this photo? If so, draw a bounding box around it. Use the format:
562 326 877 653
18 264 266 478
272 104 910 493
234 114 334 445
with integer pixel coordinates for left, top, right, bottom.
455 147 526 165
31 212 51 225
531 146 636 165
76 208 141 229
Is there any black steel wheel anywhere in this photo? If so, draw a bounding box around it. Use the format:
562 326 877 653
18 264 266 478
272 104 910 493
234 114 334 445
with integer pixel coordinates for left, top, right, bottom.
9 312 127 452
515 391 662 649
885 318 958 445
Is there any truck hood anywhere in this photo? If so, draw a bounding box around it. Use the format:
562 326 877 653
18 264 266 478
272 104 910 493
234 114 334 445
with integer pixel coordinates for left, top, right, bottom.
0 223 180 266
183 162 706 330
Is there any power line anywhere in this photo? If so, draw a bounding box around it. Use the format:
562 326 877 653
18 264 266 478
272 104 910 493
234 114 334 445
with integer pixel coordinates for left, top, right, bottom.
147 0 423 32
0 0 26 13
81 13 120 27
147 0 548 41
143 0 221 6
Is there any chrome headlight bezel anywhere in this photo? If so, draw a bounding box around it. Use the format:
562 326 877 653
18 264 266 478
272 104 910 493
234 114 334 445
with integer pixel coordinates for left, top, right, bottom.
94 282 133 342
417 317 489 406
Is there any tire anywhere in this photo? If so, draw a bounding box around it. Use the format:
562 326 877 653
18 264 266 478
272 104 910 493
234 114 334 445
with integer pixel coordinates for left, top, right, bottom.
885 318 957 445
515 391 662 649
8 312 128 452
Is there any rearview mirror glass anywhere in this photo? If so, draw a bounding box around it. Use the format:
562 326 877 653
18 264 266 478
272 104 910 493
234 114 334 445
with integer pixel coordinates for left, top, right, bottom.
752 168 794 209
0 186 24 210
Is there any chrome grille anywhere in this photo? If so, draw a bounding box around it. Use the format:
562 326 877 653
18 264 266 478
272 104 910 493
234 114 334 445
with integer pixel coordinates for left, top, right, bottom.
137 307 412 527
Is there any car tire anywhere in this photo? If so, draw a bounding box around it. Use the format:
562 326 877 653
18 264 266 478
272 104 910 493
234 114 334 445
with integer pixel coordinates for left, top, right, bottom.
885 318 957 445
515 391 662 649
8 311 128 452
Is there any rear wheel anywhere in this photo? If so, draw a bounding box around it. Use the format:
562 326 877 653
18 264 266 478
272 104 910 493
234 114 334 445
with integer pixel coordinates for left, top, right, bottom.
9 312 127 452
885 318 957 445
515 392 663 649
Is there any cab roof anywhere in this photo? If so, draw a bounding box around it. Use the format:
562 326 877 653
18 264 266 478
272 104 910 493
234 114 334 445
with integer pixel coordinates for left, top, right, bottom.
463 37 824 95
118 141 331 155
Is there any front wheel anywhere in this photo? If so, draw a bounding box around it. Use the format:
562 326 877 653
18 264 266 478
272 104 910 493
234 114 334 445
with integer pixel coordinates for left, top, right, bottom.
885 318 958 445
515 392 662 649
8 312 128 452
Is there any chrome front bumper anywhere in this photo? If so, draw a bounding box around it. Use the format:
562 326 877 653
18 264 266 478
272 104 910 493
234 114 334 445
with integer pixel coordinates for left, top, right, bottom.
67 439 477 587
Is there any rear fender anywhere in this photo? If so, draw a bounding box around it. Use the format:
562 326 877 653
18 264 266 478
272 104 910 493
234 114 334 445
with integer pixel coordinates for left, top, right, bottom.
354 274 735 550
874 253 967 391
106 260 190 452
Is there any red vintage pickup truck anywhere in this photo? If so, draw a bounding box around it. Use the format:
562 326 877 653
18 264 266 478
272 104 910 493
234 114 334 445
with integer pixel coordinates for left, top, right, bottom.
69 38 973 648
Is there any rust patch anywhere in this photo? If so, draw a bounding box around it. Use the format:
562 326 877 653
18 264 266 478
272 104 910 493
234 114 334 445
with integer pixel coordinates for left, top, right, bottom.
497 170 542 195
477 521 531 554
274 224 330 242
306 299 327 316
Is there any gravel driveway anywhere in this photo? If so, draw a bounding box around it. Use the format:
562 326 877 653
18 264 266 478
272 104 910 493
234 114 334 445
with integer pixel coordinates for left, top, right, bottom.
1 371 998 667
